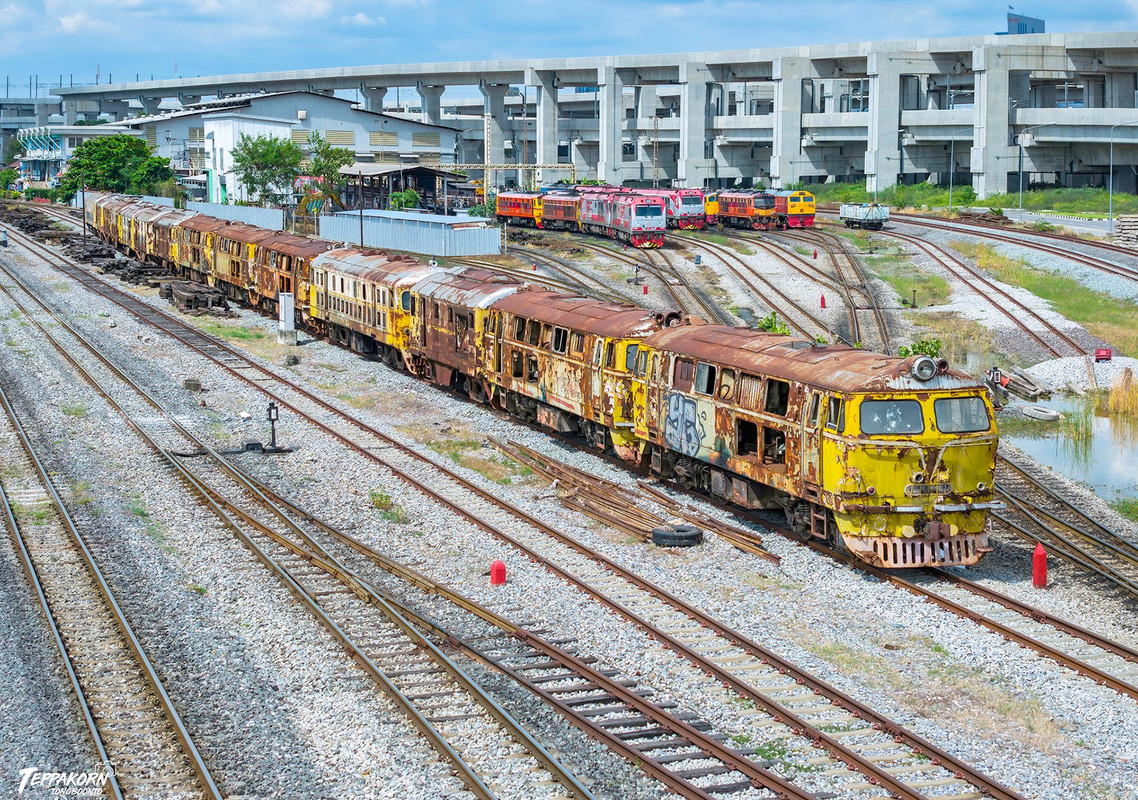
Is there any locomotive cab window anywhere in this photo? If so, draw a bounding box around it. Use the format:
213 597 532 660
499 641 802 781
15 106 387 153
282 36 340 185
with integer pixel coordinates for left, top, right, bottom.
527 321 541 346
511 351 524 378
694 363 717 395
552 327 569 354
571 332 585 355
401 291 411 311
860 400 924 435
934 396 990 433
807 393 822 426
625 345 639 372
762 427 786 466
513 317 527 340
825 397 845 432
604 342 616 369
764 379 790 415
634 349 649 378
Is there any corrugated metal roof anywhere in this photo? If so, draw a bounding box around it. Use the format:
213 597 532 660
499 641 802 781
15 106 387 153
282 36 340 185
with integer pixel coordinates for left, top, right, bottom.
494 288 668 337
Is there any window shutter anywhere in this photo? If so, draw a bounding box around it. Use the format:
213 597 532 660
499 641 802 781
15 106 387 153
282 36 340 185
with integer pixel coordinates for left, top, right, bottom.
325 130 355 147
291 129 310 146
369 130 398 148
411 131 440 148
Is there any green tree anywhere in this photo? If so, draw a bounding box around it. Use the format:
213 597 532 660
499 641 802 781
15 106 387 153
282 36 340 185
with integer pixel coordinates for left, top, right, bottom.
307 131 356 209
231 133 303 206
389 188 421 211
3 139 24 165
897 338 942 358
0 167 18 190
57 134 172 201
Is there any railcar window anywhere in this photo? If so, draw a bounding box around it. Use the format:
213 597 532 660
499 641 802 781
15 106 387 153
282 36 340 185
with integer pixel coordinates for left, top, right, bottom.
528 321 542 346
737 419 758 456
514 317 527 340
511 352 524 378
526 356 539 382
634 349 649 378
737 373 763 407
808 393 821 426
625 345 639 372
605 342 616 369
934 397 991 433
694 363 717 395
541 324 553 348
552 327 569 354
762 427 786 465
825 398 845 432
571 332 585 354
448 307 454 324
673 359 695 392
860 400 924 435
401 291 411 312
434 302 440 320
764 379 790 415
717 369 736 401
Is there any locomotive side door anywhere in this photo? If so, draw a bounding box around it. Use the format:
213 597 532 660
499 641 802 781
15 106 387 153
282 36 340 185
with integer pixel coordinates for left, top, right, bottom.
801 390 823 488
589 338 605 422
646 353 662 434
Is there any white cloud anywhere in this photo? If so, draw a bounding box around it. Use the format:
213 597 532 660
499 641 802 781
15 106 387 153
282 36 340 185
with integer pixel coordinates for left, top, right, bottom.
57 11 111 33
279 0 331 19
341 11 384 25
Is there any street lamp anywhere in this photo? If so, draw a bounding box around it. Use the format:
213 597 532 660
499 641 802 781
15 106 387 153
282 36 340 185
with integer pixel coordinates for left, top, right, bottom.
946 126 972 215
1109 120 1138 235
1016 122 1056 221
872 128 907 204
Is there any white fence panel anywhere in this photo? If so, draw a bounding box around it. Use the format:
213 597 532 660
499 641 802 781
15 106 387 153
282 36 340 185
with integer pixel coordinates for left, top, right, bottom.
187 202 284 230
319 213 500 256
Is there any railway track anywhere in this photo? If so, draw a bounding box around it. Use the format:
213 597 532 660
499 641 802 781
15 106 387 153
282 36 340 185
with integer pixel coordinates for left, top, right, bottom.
679 237 837 344
881 230 1087 358
876 211 1138 286
0 217 1026 799
0 384 221 800
770 229 893 354
994 454 1138 599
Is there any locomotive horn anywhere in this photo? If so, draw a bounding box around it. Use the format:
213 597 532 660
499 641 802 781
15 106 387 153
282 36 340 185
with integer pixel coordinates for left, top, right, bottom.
936 358 950 374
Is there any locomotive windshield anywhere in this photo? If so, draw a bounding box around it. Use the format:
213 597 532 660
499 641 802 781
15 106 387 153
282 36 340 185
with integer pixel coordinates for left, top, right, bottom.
859 399 924 435
681 196 703 209
635 206 663 217
934 396 991 433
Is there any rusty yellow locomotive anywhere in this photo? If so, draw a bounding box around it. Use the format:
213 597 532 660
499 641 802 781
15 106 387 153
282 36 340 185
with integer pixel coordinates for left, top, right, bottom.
88 194 1000 568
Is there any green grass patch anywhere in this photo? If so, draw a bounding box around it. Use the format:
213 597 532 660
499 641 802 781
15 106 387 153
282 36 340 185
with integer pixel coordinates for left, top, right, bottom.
60 402 88 418
801 179 978 210
370 488 408 523
994 412 1056 438
200 323 266 342
866 253 951 307
952 240 1138 356
1110 496 1138 521
71 481 95 506
128 495 150 519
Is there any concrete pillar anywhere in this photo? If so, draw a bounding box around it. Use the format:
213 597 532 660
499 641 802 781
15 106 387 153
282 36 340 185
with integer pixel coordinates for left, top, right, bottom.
527 69 559 184
596 65 624 184
138 96 161 117
635 85 659 119
866 53 903 194
1105 73 1138 109
416 83 444 126
360 86 387 113
480 81 509 186
178 95 201 107
771 57 805 189
100 100 129 122
35 103 51 125
64 101 78 125
677 61 712 187
971 45 1012 198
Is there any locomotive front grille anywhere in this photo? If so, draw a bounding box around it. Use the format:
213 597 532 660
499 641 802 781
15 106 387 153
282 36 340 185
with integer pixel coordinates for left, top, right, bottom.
858 532 990 568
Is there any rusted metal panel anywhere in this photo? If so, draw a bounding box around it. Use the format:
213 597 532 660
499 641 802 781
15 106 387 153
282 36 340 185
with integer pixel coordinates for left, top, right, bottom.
494 289 672 339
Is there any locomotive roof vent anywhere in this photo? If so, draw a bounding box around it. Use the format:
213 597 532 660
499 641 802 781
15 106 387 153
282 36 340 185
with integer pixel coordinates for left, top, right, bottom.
912 356 938 381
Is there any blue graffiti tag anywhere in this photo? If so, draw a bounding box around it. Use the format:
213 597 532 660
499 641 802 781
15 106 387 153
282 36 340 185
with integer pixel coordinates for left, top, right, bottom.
663 392 705 457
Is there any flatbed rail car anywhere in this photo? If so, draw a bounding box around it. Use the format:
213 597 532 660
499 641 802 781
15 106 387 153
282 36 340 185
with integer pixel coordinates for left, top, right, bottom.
88 192 1001 570
773 191 816 228
839 203 889 230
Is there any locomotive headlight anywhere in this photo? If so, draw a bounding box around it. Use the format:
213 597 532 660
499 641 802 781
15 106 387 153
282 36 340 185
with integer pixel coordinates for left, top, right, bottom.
912 356 937 381
873 514 888 532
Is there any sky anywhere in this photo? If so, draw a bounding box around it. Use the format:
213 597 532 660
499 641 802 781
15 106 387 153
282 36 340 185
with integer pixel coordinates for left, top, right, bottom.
2 0 1137 98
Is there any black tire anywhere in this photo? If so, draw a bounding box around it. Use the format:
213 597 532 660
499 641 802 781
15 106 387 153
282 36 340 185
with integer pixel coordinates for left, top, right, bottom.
651 524 703 548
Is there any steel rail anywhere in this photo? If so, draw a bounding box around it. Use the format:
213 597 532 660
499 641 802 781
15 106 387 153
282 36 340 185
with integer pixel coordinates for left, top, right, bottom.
0 221 1019 800
0 479 125 800
0 255 589 800
0 384 222 800
884 230 1086 357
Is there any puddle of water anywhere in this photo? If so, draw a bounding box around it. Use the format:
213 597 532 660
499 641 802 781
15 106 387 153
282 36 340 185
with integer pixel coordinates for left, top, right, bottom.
1001 395 1138 501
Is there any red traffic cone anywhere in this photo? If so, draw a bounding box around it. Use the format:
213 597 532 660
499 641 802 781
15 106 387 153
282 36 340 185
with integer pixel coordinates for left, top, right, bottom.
1032 543 1047 588
820 294 826 309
